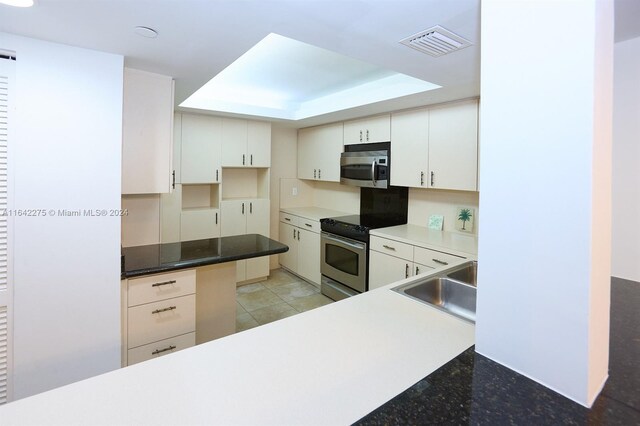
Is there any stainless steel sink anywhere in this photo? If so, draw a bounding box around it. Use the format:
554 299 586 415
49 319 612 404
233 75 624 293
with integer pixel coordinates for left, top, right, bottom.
445 261 477 286
393 262 477 322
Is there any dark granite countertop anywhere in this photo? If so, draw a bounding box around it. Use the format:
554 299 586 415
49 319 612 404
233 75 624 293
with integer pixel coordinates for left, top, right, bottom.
121 234 288 279
355 277 640 425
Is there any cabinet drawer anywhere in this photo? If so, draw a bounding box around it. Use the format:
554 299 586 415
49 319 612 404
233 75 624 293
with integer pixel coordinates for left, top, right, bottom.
128 294 196 348
297 218 320 234
413 246 465 269
279 212 299 227
127 332 195 366
370 236 413 261
127 269 196 307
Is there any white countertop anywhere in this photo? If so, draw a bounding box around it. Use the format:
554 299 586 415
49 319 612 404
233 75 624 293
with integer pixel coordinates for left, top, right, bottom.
0 276 475 425
279 206 351 222
371 224 478 257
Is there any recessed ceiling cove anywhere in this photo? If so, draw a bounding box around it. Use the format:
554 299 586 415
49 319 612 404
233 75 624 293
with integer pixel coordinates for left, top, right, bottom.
179 33 440 121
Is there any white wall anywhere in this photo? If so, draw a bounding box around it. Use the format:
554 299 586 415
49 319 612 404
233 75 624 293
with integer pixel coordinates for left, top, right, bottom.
476 0 612 407
612 36 640 282
408 189 479 234
2 32 123 399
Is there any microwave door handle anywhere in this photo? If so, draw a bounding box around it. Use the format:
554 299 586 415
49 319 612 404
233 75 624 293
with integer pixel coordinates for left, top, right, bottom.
371 160 377 187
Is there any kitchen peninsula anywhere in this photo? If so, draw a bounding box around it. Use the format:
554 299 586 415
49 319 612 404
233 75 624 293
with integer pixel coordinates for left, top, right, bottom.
121 234 287 365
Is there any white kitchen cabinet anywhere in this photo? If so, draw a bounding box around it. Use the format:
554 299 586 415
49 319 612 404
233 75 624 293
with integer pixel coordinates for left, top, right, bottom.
160 184 182 243
221 118 271 167
428 100 478 191
180 208 220 241
181 114 222 184
390 100 478 191
122 68 175 194
278 212 321 286
123 269 197 366
368 235 443 290
297 122 343 182
173 113 182 185
390 108 429 188
221 199 270 282
343 114 390 145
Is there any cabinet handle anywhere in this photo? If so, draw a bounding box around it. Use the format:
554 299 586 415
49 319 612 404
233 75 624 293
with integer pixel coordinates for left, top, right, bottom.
431 171 435 186
285 217 291 222
359 130 363 142
433 259 448 266
242 203 245 214
171 170 175 189
242 154 245 166
366 129 369 141
151 280 176 288
314 169 317 179
215 212 218 224
382 244 396 251
293 228 296 239
318 169 321 179
216 169 219 182
250 154 253 165
250 202 253 214
415 266 420 275
304 223 312 228
405 263 409 279
152 345 176 355
420 171 424 186
152 306 176 314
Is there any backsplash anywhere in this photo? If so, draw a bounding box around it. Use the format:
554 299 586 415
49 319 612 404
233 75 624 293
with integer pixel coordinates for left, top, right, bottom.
407 188 479 235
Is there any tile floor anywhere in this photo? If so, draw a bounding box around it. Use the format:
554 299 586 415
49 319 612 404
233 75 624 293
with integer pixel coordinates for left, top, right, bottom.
235 268 334 332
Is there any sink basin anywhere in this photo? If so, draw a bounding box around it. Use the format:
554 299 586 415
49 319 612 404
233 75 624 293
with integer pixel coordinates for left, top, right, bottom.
445 261 478 286
393 271 477 323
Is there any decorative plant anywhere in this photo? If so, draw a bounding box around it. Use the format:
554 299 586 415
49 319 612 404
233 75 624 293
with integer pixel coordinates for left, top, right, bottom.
458 208 473 231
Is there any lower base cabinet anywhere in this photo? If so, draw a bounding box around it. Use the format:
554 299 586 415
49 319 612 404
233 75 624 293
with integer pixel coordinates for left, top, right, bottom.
369 251 429 290
278 212 321 286
121 263 237 366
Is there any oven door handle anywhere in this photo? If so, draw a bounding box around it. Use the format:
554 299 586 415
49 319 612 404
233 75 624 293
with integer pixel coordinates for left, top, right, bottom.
322 232 366 251
371 160 377 187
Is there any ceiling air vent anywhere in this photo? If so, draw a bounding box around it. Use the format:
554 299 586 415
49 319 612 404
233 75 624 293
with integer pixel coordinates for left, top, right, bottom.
400 25 472 57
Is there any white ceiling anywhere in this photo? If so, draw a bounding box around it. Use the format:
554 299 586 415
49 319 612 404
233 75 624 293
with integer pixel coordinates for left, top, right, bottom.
0 0 638 128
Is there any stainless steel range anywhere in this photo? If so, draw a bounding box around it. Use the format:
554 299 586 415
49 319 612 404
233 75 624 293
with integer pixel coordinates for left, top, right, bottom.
320 185 408 301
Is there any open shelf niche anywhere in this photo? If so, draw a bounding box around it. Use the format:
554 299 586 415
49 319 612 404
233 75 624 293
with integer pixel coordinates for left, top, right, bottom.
221 168 270 201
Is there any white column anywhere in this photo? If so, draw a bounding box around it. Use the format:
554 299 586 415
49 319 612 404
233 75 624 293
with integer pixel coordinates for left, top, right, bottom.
476 0 612 407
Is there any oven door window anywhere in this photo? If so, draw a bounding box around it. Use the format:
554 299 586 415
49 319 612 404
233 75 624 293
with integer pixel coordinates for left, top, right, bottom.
325 243 359 276
341 164 373 181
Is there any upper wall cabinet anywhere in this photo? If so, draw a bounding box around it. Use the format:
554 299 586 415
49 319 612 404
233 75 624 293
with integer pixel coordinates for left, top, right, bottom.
428 100 478 191
390 99 478 191
221 118 271 167
343 114 390 145
297 122 343 182
181 114 222 184
122 68 175 194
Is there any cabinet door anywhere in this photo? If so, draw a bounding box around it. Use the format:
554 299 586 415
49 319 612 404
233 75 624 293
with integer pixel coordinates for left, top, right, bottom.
180 208 220 241
413 262 433 277
122 68 174 194
181 114 222 184
343 118 365 145
160 184 182 243
364 115 391 143
297 228 320 285
247 121 271 167
390 108 429 188
278 222 298 272
220 200 247 237
297 127 317 180
246 199 270 236
245 257 269 282
315 123 343 182
221 118 247 167
369 250 413 290
428 100 478 191
173 113 182 184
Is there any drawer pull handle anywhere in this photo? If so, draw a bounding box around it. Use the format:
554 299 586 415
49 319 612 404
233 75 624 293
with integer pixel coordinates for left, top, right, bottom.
152 345 176 355
152 306 177 314
382 245 396 251
152 280 176 288
285 217 291 221
433 259 448 266
304 223 312 227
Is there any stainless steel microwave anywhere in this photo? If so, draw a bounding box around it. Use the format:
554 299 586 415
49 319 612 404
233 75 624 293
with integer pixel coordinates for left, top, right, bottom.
340 149 389 188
